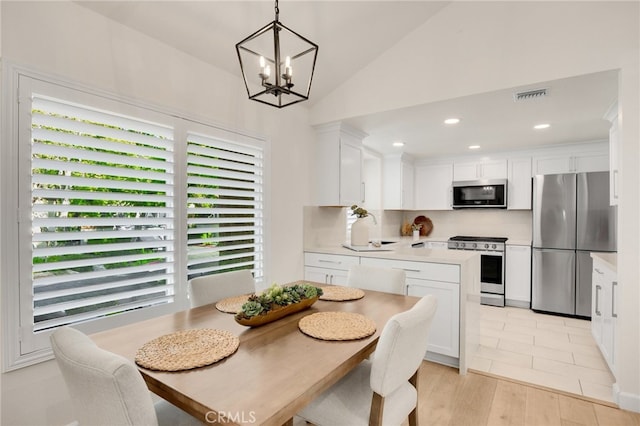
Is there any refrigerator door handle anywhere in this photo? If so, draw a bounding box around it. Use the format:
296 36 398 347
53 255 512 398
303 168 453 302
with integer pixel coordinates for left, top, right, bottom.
595 284 602 316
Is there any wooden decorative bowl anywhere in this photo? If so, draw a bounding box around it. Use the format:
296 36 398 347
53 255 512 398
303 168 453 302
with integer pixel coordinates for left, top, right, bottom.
234 297 319 327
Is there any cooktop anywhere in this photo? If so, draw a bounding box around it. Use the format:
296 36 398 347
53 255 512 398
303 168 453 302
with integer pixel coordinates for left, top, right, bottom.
448 236 508 243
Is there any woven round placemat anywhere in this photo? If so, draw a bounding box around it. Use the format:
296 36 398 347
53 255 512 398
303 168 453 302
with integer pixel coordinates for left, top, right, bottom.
318 285 365 302
298 312 376 341
215 294 251 314
135 329 239 371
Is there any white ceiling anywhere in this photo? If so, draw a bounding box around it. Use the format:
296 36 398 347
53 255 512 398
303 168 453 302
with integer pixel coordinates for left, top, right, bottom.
77 1 618 159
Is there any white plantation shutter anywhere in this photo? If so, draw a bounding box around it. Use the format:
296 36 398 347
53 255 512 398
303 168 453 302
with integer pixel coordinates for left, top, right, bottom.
186 132 264 282
29 94 175 332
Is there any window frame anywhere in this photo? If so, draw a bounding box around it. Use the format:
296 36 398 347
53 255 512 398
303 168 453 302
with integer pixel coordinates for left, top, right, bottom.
1 62 270 371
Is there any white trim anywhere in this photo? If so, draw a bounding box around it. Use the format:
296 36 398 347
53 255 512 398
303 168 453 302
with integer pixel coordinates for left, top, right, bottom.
1 60 271 371
614 383 640 413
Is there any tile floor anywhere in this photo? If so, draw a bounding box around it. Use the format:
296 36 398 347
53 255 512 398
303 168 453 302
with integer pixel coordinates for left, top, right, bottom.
469 305 616 403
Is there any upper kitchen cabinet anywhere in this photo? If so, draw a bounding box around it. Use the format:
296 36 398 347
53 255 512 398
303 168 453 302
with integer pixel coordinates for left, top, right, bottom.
414 162 454 210
453 159 507 181
604 102 619 206
383 153 414 210
532 141 609 176
507 157 532 210
313 122 368 206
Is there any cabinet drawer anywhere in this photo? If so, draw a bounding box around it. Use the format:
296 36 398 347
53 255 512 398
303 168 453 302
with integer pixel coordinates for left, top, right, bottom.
304 252 360 270
361 257 459 283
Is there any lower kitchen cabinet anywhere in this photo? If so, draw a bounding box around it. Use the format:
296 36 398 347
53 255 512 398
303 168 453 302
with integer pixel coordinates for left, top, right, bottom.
505 244 531 308
591 256 617 374
406 279 460 358
360 257 461 359
304 252 359 285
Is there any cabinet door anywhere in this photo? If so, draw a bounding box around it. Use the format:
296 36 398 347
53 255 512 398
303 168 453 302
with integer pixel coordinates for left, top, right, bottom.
304 266 350 285
402 162 415 209
414 163 453 210
533 155 573 175
305 266 330 284
507 157 532 210
340 138 363 206
453 162 479 181
480 160 508 179
574 152 609 173
505 244 531 306
407 279 460 357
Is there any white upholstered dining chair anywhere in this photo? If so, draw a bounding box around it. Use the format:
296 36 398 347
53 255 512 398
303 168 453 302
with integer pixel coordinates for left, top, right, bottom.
50 326 203 426
297 294 438 426
188 269 255 308
347 264 406 295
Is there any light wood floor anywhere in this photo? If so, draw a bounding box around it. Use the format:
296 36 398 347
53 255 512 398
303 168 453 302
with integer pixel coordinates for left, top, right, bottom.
414 361 640 426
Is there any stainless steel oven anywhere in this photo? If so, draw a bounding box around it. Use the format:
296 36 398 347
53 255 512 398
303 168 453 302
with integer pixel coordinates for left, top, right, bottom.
448 236 507 307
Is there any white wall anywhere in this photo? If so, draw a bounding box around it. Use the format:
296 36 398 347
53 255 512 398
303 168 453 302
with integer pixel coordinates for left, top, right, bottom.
310 1 640 411
0 1 313 424
310 1 639 123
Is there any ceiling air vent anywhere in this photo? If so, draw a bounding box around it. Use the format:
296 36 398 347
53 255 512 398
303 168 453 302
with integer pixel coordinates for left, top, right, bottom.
513 88 548 102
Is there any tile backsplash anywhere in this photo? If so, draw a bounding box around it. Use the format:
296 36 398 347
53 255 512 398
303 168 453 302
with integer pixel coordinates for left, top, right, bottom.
304 206 532 247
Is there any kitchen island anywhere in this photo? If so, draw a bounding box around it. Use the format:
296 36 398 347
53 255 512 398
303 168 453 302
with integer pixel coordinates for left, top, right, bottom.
304 240 480 374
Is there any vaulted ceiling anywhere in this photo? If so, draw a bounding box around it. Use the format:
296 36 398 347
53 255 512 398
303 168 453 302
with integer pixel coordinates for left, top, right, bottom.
77 1 618 158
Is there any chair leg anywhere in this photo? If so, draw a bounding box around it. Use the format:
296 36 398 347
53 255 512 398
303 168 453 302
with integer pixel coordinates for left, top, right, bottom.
408 369 420 426
369 392 384 426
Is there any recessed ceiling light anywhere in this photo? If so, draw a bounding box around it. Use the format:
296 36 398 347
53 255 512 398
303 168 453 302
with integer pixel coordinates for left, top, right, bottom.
444 118 460 125
468 145 481 150
534 123 550 130
392 141 404 147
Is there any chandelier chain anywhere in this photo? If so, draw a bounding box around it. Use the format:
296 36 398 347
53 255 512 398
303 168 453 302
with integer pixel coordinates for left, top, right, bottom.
275 0 279 21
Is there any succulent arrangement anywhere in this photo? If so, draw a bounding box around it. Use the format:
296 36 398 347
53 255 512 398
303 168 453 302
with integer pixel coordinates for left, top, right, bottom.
236 283 323 320
350 205 369 218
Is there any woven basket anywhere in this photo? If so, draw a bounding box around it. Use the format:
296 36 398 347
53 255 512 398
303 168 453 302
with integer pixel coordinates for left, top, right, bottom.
234 297 318 327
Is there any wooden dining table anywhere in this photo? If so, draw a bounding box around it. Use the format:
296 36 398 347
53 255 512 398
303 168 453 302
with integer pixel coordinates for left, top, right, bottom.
90 283 420 425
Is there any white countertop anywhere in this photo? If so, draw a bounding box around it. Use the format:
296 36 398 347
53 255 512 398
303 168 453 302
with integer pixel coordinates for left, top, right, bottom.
306 240 479 265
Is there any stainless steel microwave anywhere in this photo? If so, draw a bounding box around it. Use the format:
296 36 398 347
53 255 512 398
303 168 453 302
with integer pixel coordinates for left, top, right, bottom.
452 179 507 209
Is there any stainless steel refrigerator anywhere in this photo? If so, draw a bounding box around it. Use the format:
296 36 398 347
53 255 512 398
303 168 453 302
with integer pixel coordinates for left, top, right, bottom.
531 172 617 317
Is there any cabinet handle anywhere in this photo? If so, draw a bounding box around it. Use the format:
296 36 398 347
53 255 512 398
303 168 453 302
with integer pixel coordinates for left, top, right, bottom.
362 182 366 203
319 260 342 265
594 268 604 275
595 284 602 316
613 170 619 200
612 281 618 318
399 268 421 273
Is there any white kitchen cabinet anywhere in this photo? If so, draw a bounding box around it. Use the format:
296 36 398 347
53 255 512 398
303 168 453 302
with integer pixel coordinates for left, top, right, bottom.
414 163 453 210
304 252 359 285
533 144 609 175
507 157 532 210
313 122 368 206
383 153 414 210
605 102 619 206
360 257 460 358
505 244 531 308
407 279 460 358
591 257 617 374
453 159 507 181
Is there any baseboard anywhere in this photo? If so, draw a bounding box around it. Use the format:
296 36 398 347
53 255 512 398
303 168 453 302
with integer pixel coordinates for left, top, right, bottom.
425 352 459 369
613 383 640 413
505 299 530 309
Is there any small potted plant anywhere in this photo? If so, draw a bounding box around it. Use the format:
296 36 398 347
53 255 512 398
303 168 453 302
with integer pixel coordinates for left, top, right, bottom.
350 205 376 246
411 223 422 241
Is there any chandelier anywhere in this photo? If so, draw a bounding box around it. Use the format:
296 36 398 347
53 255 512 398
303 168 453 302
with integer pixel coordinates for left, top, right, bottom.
236 0 319 108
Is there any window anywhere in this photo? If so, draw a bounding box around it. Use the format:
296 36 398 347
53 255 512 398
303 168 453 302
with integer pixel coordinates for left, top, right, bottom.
29 95 176 334
186 132 263 281
3 70 267 369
